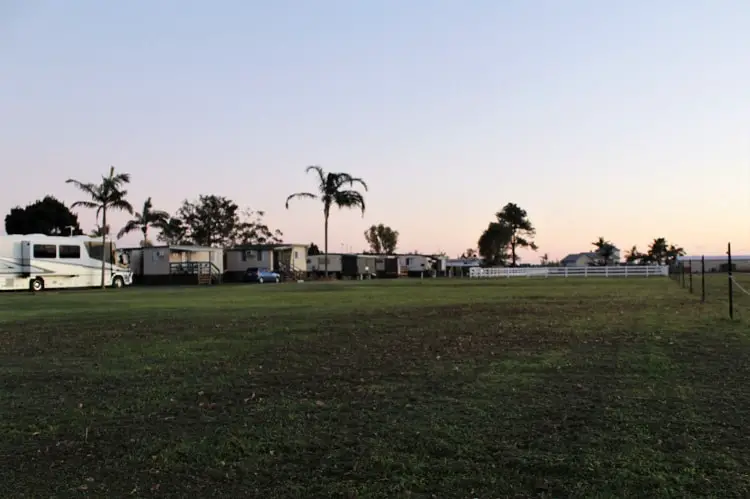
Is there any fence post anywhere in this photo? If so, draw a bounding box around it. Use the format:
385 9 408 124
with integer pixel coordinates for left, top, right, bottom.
680 262 685 288
689 261 693 293
701 255 705 303
728 242 734 319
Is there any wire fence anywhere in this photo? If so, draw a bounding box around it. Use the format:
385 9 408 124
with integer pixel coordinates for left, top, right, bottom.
669 242 750 320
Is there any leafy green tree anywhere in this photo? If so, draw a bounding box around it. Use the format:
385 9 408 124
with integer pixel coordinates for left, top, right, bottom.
177 196 282 247
235 209 283 245
495 203 538 266
117 197 169 245
4 196 84 236
478 222 512 267
177 195 241 247
157 217 189 245
285 166 368 276
364 224 399 254
66 166 133 289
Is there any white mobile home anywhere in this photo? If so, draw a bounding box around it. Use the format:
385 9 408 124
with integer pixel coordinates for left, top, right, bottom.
0 234 133 291
398 254 438 277
124 245 224 285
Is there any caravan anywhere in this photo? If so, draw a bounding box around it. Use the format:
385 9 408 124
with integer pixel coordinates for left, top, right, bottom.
0 234 133 291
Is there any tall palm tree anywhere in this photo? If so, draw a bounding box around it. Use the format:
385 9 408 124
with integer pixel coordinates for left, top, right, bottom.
117 197 169 245
67 166 133 289
285 165 368 277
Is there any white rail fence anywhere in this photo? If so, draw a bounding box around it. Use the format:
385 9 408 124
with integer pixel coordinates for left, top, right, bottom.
469 265 669 279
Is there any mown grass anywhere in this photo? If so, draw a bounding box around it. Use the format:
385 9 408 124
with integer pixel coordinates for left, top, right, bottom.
1 278 749 498
673 271 750 319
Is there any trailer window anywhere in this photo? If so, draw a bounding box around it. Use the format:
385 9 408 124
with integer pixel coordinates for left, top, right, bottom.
33 244 57 258
59 245 81 259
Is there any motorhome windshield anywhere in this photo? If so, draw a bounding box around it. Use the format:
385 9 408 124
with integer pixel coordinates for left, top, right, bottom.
84 241 114 263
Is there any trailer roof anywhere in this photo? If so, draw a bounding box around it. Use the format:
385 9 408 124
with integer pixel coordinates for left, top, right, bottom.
678 255 750 261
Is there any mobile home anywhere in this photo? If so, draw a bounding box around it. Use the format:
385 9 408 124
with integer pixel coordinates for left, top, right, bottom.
341 254 377 279
0 234 133 291
398 254 438 277
124 245 223 285
375 255 399 278
224 243 308 282
307 253 343 277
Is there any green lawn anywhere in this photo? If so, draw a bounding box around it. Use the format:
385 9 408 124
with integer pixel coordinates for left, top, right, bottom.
1 278 749 498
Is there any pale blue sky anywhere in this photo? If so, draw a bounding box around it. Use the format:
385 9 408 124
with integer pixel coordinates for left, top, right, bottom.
1 0 748 260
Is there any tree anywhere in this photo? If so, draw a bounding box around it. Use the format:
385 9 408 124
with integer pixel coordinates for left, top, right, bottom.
4 196 84 236
461 248 478 259
177 196 282 247
117 197 169 245
177 195 242 247
646 238 685 265
308 243 321 255
540 253 549 266
66 166 133 289
364 224 399 254
477 222 512 267
235 209 283 245
592 237 617 266
666 244 685 265
495 203 538 266
89 225 110 237
624 245 644 265
157 217 189 245
285 165 367 277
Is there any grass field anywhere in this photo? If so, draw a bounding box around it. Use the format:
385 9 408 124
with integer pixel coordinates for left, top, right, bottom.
674 271 750 320
1 278 750 497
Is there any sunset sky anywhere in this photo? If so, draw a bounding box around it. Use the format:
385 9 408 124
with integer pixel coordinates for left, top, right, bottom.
1 0 748 261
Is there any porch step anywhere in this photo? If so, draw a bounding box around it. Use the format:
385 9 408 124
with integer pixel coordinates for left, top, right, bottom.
197 272 212 285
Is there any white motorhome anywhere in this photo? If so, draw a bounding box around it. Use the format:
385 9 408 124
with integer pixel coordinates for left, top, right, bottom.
0 234 133 291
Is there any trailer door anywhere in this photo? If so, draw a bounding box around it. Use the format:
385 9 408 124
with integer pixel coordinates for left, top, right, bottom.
20 241 31 277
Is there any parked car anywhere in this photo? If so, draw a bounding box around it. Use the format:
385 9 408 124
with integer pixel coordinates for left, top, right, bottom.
243 268 281 284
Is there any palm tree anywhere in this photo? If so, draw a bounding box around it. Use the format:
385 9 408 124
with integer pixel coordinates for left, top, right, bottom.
117 197 169 245
591 236 616 266
624 245 642 264
67 166 133 289
89 225 110 238
285 165 368 277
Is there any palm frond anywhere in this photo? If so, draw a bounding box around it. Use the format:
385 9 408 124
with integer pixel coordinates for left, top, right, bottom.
142 197 153 216
66 179 100 199
70 200 99 210
109 199 134 214
333 173 368 192
305 165 326 190
334 190 366 215
285 192 317 209
148 209 170 223
117 220 140 239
